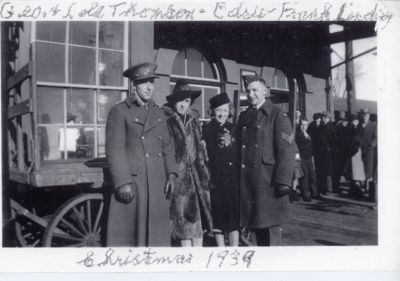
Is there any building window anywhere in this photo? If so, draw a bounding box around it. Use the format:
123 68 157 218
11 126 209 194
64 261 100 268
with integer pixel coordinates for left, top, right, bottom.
171 48 222 121
35 21 128 161
272 68 289 90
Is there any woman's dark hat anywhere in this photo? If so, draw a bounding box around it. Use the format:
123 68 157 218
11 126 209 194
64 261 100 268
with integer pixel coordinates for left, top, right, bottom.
166 79 201 104
209 92 230 109
123 62 159 82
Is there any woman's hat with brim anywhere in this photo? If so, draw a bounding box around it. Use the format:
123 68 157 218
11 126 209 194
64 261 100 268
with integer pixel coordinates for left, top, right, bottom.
209 92 230 109
123 62 159 82
166 79 201 104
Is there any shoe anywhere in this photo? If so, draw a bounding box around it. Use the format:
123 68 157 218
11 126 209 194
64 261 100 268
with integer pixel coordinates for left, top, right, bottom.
303 197 312 202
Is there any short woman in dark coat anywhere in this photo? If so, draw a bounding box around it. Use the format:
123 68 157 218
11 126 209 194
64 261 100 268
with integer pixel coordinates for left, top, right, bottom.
163 80 213 247
202 93 240 246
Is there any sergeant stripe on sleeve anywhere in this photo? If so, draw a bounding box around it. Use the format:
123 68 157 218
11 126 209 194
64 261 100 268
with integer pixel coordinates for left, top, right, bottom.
281 131 294 144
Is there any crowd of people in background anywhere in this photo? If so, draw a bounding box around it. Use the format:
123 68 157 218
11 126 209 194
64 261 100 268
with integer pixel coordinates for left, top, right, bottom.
292 108 378 203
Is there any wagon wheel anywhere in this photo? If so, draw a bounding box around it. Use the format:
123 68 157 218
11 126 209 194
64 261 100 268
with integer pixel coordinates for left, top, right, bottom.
12 208 46 247
42 193 104 247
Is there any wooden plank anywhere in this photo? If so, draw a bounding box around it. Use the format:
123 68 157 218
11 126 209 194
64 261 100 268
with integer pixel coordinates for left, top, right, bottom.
9 167 29 184
10 199 48 229
8 99 32 119
7 63 31 90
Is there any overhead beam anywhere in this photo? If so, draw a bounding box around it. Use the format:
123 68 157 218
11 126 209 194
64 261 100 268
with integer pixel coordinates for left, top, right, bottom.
329 29 376 44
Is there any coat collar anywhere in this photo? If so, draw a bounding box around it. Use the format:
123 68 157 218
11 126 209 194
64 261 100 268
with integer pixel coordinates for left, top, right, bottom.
258 98 274 116
242 98 273 125
124 94 156 109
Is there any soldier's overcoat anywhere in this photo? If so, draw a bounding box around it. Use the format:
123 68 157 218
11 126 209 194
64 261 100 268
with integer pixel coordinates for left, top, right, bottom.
105 95 177 246
237 99 296 229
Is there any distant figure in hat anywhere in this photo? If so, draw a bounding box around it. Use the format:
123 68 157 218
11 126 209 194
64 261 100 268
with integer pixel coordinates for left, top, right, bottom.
345 114 366 199
315 110 336 195
105 62 178 246
358 108 377 202
333 110 349 193
202 92 240 246
236 75 296 246
163 79 213 247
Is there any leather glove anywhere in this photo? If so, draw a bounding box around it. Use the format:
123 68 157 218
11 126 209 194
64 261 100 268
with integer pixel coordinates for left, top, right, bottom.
219 129 232 147
165 173 177 200
116 183 135 203
275 184 291 197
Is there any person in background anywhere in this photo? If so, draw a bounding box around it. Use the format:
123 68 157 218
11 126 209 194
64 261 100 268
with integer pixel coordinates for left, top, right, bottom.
295 117 318 201
332 111 348 193
163 80 213 247
295 110 302 127
358 108 378 202
203 92 240 247
237 75 296 246
105 62 178 247
346 114 366 199
317 111 335 195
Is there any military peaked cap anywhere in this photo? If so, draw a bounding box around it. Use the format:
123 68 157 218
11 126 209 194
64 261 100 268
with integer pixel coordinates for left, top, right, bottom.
242 75 268 88
123 62 159 82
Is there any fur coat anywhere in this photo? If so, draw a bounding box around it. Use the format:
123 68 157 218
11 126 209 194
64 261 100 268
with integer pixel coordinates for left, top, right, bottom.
163 105 213 240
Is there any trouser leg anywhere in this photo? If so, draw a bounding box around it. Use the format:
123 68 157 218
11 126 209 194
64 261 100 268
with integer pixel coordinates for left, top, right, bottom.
255 226 282 246
308 159 318 197
299 161 310 200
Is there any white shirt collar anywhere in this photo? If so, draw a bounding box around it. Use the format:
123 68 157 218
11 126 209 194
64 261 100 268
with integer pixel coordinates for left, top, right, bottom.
256 100 266 110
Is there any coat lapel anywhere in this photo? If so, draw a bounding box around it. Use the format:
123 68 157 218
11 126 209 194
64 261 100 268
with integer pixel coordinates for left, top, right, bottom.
143 103 162 133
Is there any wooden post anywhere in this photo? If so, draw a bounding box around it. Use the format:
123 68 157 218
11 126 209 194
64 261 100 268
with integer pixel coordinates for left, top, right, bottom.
345 27 355 116
129 22 155 66
287 77 297 126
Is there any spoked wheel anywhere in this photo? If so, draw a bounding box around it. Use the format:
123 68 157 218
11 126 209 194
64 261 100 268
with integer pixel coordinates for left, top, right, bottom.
13 208 46 247
42 193 104 247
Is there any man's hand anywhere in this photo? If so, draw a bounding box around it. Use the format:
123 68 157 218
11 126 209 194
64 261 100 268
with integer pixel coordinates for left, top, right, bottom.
116 183 135 203
165 173 178 199
275 184 291 197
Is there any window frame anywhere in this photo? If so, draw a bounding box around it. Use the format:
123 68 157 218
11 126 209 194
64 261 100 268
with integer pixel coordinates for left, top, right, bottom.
170 48 223 122
33 21 129 163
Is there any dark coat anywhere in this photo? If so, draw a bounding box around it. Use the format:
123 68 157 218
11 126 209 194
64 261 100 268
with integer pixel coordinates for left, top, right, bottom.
316 121 335 175
105 96 177 247
359 121 377 179
163 106 213 240
203 119 240 232
295 127 313 160
237 99 296 229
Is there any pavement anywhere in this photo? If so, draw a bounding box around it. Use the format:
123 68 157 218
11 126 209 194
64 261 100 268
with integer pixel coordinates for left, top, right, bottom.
281 186 378 246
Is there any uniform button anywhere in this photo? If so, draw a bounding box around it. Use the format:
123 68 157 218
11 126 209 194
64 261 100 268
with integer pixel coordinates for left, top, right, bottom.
158 118 162 122
228 162 233 166
158 153 162 157
241 164 246 168
141 136 145 140
145 153 150 157
256 125 261 128
242 145 246 149
134 118 139 122
254 144 258 148
158 136 162 140
243 126 247 130
252 164 256 168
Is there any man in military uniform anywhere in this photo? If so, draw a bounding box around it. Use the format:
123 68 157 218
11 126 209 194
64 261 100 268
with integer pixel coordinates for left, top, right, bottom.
105 62 178 246
237 76 296 246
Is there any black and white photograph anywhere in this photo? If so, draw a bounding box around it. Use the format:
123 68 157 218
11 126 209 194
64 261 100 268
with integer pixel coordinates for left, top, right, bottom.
0 0 399 275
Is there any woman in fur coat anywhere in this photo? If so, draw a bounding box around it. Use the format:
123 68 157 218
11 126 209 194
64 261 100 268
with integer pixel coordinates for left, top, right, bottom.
163 80 213 247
